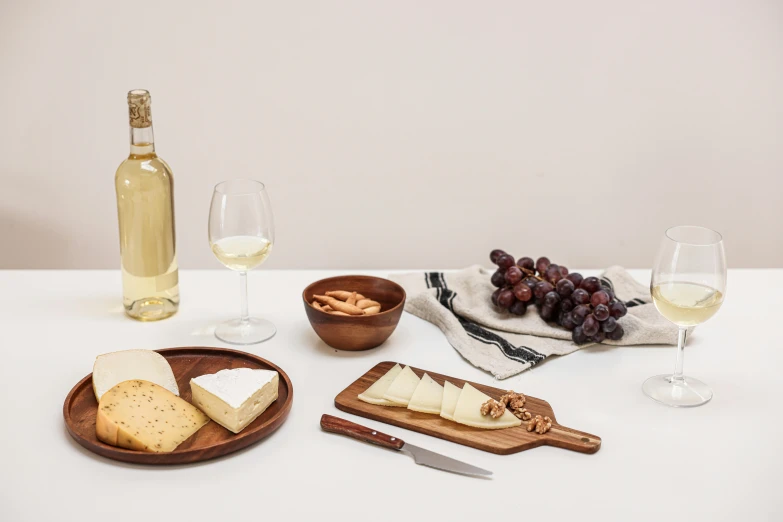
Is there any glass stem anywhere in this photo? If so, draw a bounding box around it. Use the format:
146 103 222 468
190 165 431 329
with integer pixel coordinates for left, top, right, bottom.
672 327 687 383
239 271 249 324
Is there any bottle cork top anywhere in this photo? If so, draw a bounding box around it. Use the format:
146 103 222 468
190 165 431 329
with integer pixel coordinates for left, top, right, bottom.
127 89 152 128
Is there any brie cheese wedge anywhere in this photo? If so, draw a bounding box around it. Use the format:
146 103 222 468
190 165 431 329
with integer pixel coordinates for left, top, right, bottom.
439 381 461 421
358 364 403 406
383 366 421 406
92 349 178 401
452 383 522 430
407 373 444 414
190 368 279 434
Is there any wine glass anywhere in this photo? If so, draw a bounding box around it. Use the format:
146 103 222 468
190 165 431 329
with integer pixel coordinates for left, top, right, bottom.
644 225 726 407
208 179 276 345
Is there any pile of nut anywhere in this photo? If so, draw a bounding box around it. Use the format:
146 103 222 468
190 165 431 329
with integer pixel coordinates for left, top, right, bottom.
480 390 552 434
311 291 381 316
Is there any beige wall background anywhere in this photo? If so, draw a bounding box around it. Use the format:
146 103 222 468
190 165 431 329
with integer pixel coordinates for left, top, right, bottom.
1 1 781 270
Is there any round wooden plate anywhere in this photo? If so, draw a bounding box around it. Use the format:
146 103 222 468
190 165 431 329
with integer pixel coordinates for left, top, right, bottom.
63 346 293 465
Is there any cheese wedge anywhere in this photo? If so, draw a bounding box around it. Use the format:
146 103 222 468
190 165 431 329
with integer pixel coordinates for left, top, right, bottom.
96 380 209 452
452 383 522 430
190 368 279 434
439 381 461 421
92 349 179 401
407 373 444 414
358 364 403 406
383 366 421 406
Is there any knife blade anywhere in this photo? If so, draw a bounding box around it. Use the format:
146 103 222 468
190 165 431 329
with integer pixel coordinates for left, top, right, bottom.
320 414 492 478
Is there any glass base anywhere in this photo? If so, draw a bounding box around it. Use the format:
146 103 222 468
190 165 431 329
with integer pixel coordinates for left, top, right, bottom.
642 375 713 407
215 317 276 345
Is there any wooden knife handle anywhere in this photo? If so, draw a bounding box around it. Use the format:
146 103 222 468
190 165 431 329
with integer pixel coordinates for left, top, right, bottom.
320 414 405 450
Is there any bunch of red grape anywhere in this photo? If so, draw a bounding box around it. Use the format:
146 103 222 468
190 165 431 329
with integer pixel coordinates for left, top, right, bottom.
489 249 627 344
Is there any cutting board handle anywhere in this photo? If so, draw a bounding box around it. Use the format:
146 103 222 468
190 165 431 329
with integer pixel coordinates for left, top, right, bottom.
546 424 602 454
321 414 405 450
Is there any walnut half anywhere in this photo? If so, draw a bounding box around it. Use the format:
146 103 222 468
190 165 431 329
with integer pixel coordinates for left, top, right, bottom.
480 398 506 419
501 390 526 411
526 415 552 434
480 390 536 422
500 390 529 419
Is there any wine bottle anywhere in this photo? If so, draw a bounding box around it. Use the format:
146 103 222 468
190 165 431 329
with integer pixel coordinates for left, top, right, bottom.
114 89 179 321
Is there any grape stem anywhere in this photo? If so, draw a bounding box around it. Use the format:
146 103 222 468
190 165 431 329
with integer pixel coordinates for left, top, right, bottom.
519 266 544 281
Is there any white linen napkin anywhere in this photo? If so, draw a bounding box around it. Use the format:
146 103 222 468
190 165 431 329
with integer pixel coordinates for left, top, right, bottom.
389 266 678 379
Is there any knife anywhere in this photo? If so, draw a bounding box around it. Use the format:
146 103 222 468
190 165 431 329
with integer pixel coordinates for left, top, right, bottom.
320 414 492 478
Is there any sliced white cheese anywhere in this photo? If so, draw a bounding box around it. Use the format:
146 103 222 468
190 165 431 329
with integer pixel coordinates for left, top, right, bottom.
92 349 179 401
383 366 421 406
190 368 279 434
439 381 461 421
358 364 403 406
407 373 444 415
452 383 522 430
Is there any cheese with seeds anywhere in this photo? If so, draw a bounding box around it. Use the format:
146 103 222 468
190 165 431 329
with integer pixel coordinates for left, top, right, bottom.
96 380 209 452
439 381 461 421
452 383 522 430
358 364 403 406
383 366 421 406
407 373 444 414
92 349 178 401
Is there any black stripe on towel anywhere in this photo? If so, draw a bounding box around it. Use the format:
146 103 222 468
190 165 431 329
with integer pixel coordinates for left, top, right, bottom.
426 272 446 289
602 276 648 308
431 277 545 366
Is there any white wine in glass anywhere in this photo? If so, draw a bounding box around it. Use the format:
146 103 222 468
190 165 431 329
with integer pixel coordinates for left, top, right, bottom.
645 225 726 407
651 283 724 327
208 180 276 345
211 236 273 272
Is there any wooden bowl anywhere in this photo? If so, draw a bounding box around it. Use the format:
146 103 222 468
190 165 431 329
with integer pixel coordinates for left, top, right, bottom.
302 275 406 351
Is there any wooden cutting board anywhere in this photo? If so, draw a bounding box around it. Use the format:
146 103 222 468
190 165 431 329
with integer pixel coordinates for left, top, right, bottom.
335 361 601 455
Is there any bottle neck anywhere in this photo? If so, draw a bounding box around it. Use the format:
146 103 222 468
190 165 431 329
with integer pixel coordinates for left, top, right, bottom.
130 125 155 157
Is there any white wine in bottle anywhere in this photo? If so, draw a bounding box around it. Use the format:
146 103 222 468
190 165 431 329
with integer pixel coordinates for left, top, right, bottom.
114 89 179 321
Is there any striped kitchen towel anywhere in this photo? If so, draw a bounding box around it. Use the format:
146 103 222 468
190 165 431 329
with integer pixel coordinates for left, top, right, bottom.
389 265 678 379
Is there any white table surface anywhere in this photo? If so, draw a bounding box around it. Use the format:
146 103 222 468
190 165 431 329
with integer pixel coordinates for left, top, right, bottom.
1 269 779 521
